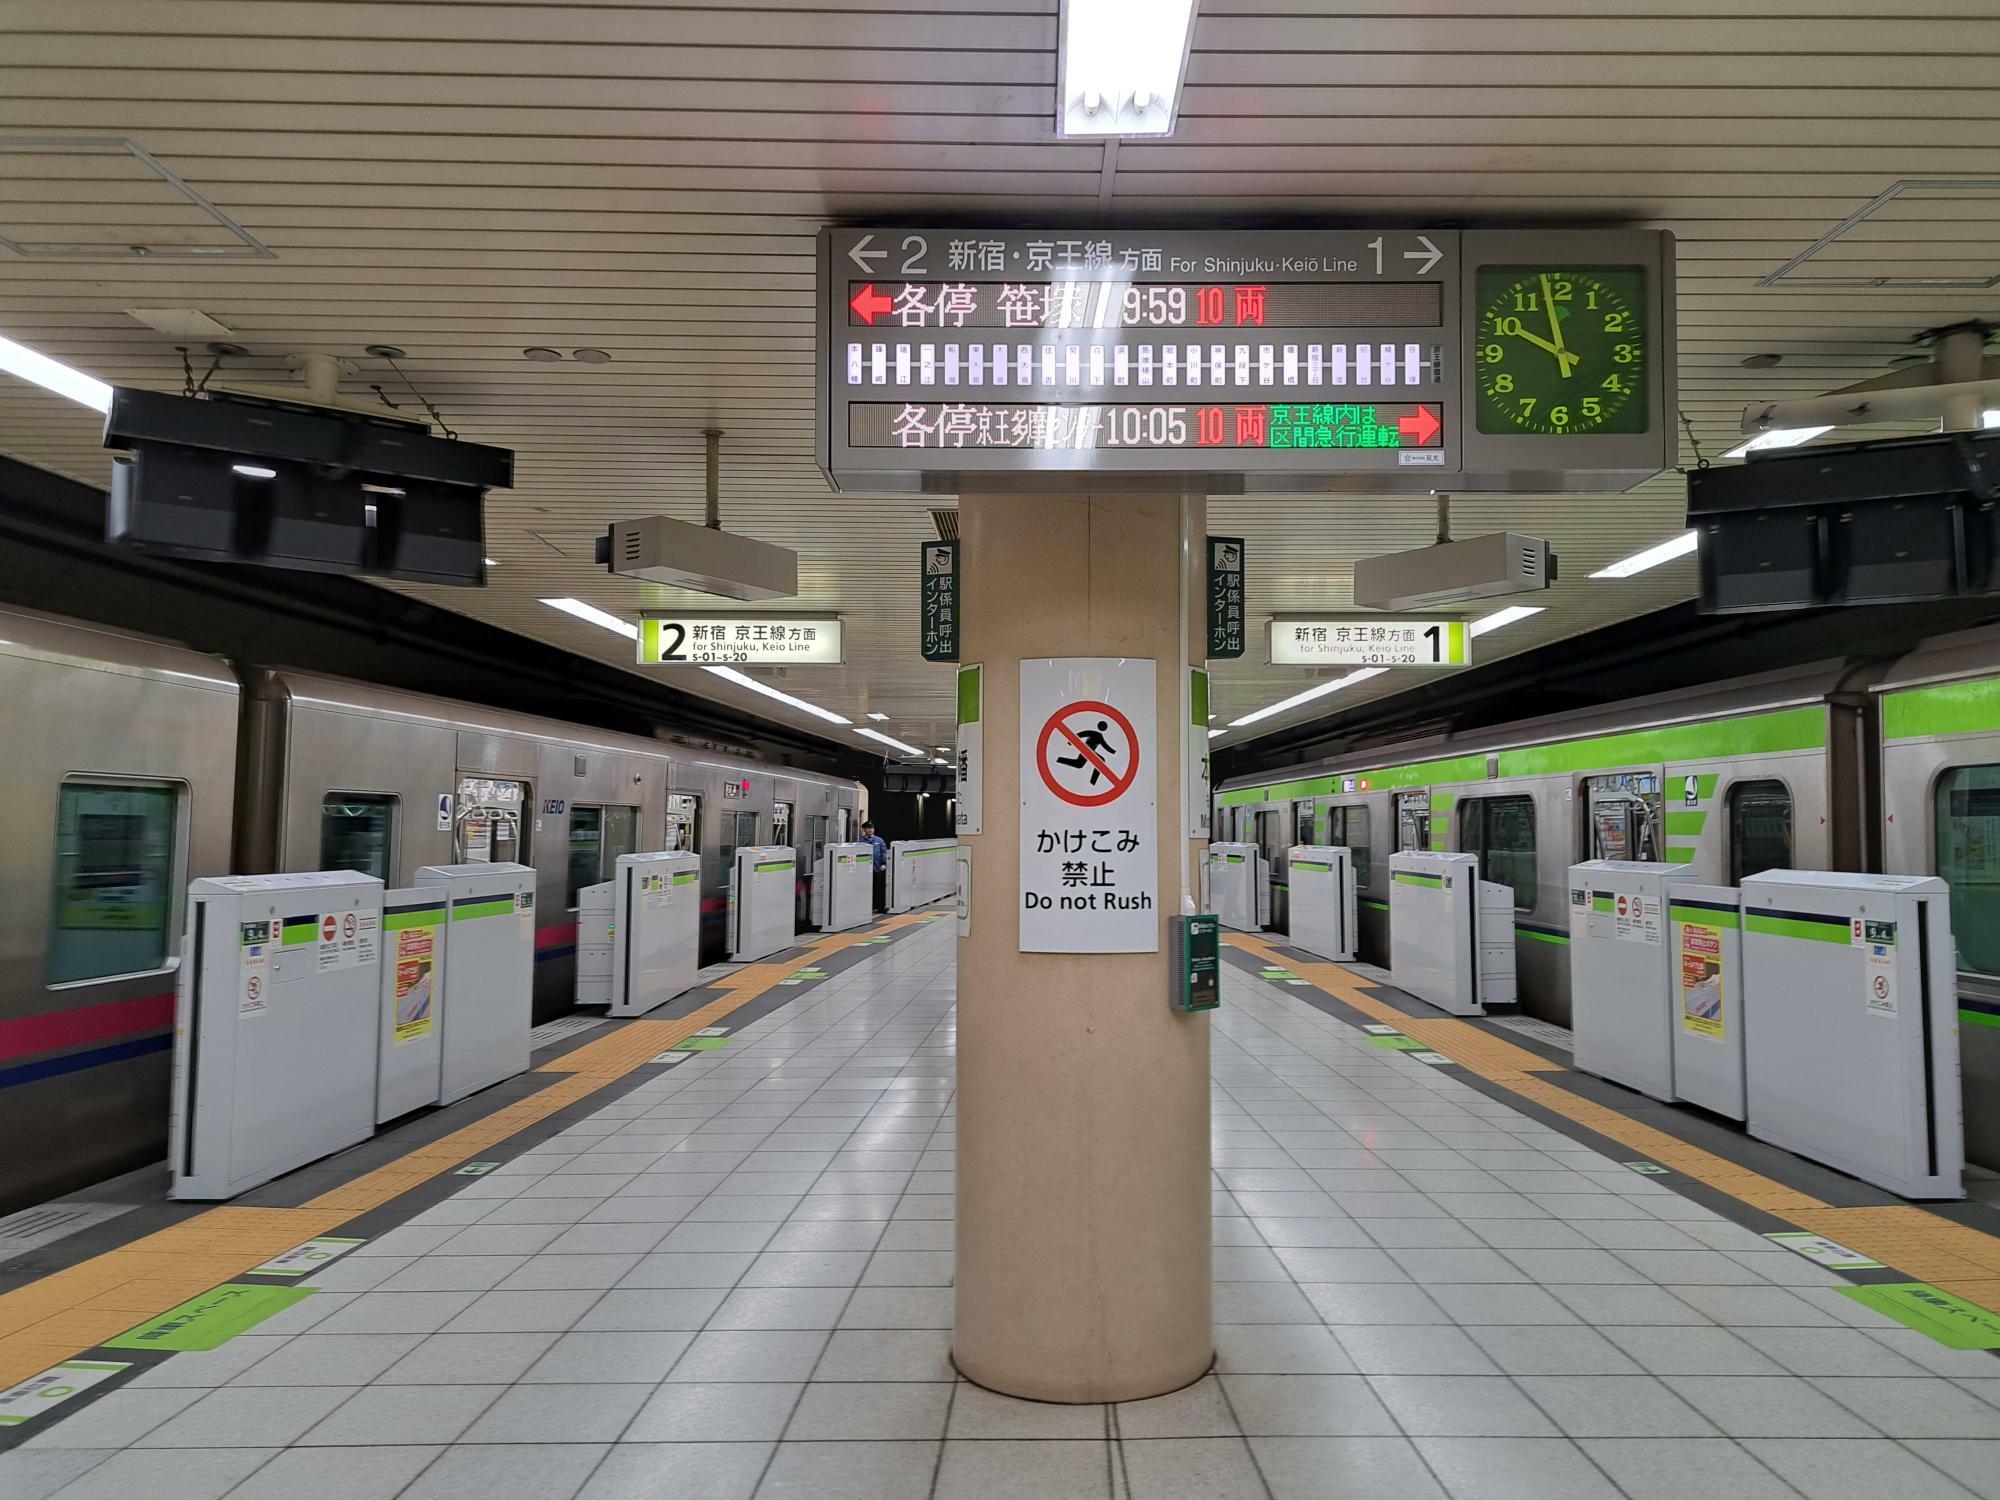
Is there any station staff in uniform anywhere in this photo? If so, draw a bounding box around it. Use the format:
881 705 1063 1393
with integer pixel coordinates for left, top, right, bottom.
863 820 889 911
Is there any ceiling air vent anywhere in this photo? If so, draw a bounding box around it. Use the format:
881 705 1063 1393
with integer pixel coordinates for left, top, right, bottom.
930 508 959 541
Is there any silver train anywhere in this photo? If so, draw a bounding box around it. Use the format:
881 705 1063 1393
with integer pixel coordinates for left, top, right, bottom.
1215 621 2000 1170
0 605 862 1213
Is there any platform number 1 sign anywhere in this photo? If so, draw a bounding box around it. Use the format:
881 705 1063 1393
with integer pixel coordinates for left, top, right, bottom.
921 541 959 662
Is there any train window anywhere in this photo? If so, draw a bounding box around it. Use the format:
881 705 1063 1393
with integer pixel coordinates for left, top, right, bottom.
773 801 794 848
665 792 699 854
320 794 396 882
1324 804 1372 887
456 776 528 865
1296 804 1317 846
1462 795 1537 910
806 814 829 869
47 781 181 985
1934 765 2000 977
1728 780 1794 884
566 804 639 906
1395 792 1430 853
1583 772 1662 862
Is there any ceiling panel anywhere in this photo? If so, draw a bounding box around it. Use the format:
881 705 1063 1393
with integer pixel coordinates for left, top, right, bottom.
1 0 1995 758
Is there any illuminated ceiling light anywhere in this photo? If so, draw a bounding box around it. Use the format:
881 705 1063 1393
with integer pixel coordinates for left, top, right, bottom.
231 463 277 479
541 596 637 638
857 726 923 756
1589 531 1698 580
1057 0 1199 139
866 712 890 722
1719 424 1832 460
1208 728 1225 739
1983 409 2000 429
931 757 952 767
703 664 852 725
0 332 113 413
935 747 952 754
1230 667 1388 729
1468 605 1545 637
483 557 498 567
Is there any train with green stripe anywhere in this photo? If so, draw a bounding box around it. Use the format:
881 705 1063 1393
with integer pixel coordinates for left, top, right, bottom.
1216 625 2000 1169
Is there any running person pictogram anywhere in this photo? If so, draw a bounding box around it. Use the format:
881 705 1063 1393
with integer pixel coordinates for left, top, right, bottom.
1037 700 1140 809
1056 719 1118 786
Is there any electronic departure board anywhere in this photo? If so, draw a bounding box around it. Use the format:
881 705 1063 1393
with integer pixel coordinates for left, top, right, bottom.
815 228 1675 495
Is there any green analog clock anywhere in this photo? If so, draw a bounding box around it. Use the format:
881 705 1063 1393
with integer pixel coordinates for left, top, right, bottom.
1474 266 1648 436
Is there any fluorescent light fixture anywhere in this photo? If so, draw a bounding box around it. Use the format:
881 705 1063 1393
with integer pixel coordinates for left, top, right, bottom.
1468 605 1545 637
702 664 853 725
541 597 850 726
1589 531 1699 580
931 757 952 767
1057 0 1199 138
542 596 637 639
1230 667 1388 729
231 463 277 480
0 333 113 413
857 726 923 756
1208 728 1224 739
1984 409 2000 429
935 747 952 754
1720 424 1832 460
866 712 890 722
483 557 497 567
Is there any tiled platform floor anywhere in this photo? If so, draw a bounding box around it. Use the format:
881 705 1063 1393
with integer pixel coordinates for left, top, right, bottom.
5 918 1999 1499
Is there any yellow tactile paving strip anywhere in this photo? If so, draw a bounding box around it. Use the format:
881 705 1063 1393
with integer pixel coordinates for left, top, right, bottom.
1227 933 2000 1316
0 914 930 1389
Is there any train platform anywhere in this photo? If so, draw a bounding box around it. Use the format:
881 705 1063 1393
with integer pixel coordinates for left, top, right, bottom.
2 913 1998 1500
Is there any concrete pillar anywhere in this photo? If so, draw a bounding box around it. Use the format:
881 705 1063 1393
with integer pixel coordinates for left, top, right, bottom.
952 490 1213 1403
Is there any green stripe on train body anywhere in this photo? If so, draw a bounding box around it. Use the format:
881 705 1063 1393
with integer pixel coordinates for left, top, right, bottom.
1883 675 2000 741
1220 705 1826 809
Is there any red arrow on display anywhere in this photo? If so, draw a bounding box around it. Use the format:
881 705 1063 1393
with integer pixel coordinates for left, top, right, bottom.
849 283 895 325
1397 406 1442 446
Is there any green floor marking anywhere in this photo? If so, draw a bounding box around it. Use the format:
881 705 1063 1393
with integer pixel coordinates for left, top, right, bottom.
105 1284 315 1352
670 1036 731 1051
455 1161 499 1175
1837 1283 2000 1348
1368 1035 1428 1050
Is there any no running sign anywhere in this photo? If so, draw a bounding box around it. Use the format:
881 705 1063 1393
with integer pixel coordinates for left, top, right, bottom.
1020 658 1158 954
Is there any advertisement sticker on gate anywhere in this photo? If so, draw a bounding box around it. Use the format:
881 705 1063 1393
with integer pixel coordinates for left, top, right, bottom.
1019 657 1158 954
389 911 441 1045
1679 922 1725 1040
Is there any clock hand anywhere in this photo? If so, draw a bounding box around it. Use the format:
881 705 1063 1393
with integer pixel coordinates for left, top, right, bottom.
1509 326 1566 359
1539 274 1578 377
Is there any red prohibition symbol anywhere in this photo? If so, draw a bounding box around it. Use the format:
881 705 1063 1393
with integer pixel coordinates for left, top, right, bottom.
1037 699 1140 808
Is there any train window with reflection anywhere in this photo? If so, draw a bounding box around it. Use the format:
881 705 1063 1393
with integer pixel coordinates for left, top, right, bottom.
1935 765 2000 977
1462 795 1537 910
567 804 639 907
1324 804 1372 887
48 781 181 985
1728 781 1793 885
321 794 396 882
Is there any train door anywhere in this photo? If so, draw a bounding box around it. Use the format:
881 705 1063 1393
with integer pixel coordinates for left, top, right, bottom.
836 806 854 843
456 776 529 865
1396 791 1431 852
1582 772 1663 862
802 813 830 926
1253 806 1286 930
566 804 638 907
665 792 700 853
